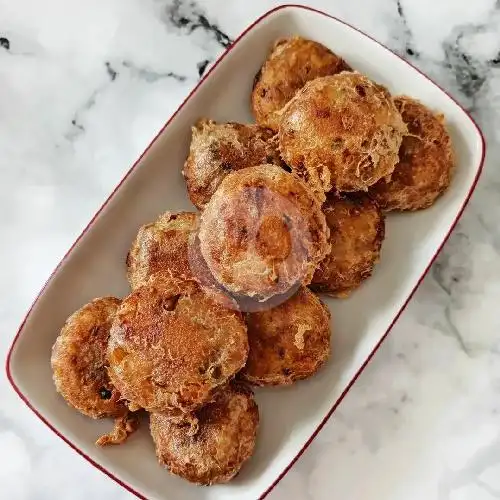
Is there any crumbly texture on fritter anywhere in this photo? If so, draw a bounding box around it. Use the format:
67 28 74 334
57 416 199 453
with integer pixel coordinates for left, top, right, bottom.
51 297 127 419
127 211 236 308
252 36 351 131
240 287 331 386
311 193 385 296
198 165 330 301
150 383 259 485
183 119 283 209
95 412 140 447
107 276 248 413
279 72 407 199
369 96 454 211
126 211 198 290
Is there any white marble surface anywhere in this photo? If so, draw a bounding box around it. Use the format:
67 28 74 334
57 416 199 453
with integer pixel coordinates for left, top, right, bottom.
1 0 500 499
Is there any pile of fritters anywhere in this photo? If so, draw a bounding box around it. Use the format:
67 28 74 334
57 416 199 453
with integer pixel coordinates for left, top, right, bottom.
51 35 454 486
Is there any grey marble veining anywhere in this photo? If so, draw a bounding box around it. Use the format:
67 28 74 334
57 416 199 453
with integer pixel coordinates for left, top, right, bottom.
1 0 500 499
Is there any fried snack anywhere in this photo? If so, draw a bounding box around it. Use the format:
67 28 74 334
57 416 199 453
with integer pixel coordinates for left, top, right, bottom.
127 211 236 309
241 287 331 386
182 119 283 210
127 211 197 290
311 193 385 296
51 297 138 446
107 276 248 413
279 72 407 199
150 383 259 485
251 36 351 131
198 165 330 301
369 96 454 210
51 297 126 418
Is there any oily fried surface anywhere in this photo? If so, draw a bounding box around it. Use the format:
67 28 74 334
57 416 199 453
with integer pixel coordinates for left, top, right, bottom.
241 287 331 386
107 277 248 413
251 37 351 131
183 119 283 209
311 193 385 296
127 211 198 290
198 165 330 301
51 297 127 419
369 96 454 211
127 211 236 308
150 383 259 485
279 73 407 199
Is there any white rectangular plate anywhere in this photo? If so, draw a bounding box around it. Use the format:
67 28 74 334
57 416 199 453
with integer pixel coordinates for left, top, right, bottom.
7 5 485 500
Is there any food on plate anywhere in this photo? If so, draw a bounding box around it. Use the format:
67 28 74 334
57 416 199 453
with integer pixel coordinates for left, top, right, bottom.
183 119 283 210
279 72 407 199
198 165 330 302
311 193 385 296
107 276 248 414
49 32 457 485
127 211 197 290
150 383 259 485
241 287 331 386
127 211 236 308
369 96 454 210
251 36 351 131
51 297 138 445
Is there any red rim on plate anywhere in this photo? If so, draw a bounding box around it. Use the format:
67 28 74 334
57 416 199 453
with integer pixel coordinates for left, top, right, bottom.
6 4 486 499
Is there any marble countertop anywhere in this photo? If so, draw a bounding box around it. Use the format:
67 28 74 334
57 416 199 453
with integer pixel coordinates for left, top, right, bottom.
1 1 500 499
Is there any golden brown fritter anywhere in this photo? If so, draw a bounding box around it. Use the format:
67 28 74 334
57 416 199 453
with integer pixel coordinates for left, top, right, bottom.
252 36 351 131
279 73 407 199
369 96 454 211
51 297 126 419
240 287 331 386
311 193 385 296
127 211 197 290
150 383 259 485
51 297 138 446
182 119 283 210
198 165 330 302
127 211 236 309
107 276 248 414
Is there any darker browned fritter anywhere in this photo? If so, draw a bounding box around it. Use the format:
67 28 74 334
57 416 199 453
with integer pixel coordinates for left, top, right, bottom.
198 165 330 301
369 96 454 211
279 73 407 200
107 276 248 414
183 119 283 210
51 297 138 445
311 193 385 297
251 36 351 131
241 287 331 386
150 383 259 485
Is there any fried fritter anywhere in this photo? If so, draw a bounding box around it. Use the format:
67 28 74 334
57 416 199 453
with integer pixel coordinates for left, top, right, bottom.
279 72 407 199
198 165 330 302
127 211 197 290
251 36 351 131
52 297 125 418
51 297 138 446
311 193 385 296
107 276 248 414
369 96 454 210
127 211 236 309
182 119 283 210
150 383 259 485
241 287 331 386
